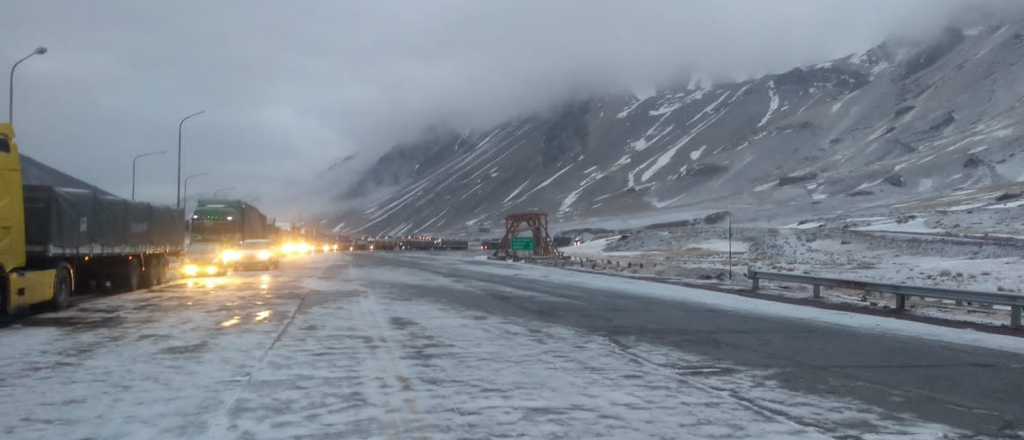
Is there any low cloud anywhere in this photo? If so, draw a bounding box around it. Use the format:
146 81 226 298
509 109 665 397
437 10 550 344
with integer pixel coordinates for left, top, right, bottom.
2 0 982 218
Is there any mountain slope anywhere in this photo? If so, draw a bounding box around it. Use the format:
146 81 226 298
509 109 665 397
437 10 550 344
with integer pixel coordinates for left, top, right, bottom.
333 19 1024 236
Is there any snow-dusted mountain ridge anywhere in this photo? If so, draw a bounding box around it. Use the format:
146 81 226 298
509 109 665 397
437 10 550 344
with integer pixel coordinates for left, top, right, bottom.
332 20 1024 236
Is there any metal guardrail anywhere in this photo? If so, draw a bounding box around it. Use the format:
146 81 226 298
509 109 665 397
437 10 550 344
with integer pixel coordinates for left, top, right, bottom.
747 268 1024 329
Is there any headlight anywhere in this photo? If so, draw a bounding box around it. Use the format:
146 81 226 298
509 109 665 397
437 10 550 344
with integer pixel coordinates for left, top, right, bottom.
332 244 338 251
258 250 272 260
183 264 199 276
281 243 296 254
205 265 219 275
322 245 329 253
221 250 241 262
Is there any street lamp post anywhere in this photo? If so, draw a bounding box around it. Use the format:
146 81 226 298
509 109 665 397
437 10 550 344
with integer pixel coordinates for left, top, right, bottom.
213 187 236 198
176 110 205 208
8 46 48 124
183 172 209 216
131 150 166 200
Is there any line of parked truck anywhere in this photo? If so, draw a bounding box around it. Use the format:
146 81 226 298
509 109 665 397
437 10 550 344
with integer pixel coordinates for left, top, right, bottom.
1 118 586 314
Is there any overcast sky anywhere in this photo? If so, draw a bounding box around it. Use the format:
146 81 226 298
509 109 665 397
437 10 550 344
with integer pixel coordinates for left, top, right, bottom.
2 0 975 219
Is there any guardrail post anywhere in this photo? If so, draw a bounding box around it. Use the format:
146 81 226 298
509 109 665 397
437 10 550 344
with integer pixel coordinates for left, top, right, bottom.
749 269 760 291
895 294 907 311
812 285 822 299
1012 306 1022 329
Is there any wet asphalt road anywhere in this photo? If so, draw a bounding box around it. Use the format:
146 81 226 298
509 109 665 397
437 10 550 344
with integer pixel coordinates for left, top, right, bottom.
357 253 1024 438
2 252 1023 439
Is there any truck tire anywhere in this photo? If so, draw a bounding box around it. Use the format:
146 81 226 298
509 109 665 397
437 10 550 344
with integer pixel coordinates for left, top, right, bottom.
116 259 141 292
139 258 155 289
153 256 167 285
50 265 72 311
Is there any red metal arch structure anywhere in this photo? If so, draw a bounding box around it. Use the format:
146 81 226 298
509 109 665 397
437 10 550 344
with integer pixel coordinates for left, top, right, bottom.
492 212 561 259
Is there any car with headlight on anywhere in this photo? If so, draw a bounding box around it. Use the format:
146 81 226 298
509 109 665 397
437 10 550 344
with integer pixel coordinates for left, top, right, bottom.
181 242 229 277
235 239 280 271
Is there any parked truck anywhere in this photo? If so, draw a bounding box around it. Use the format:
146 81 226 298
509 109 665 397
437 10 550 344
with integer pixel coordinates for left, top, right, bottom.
190 198 268 244
1 123 185 314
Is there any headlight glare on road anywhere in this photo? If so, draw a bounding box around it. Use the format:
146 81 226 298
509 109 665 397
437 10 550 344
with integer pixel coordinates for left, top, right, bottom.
258 250 272 260
183 264 199 276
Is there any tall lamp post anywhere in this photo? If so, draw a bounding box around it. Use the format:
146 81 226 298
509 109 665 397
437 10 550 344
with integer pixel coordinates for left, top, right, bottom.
131 150 166 200
213 187 236 198
8 46 48 124
183 172 209 216
176 110 205 208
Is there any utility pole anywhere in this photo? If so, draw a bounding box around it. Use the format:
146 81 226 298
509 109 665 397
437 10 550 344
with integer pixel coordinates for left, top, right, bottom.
728 213 733 280
8 46 47 124
176 110 205 208
131 150 166 200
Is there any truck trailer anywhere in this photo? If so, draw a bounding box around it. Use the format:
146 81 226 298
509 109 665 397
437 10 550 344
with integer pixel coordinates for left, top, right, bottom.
1 123 185 313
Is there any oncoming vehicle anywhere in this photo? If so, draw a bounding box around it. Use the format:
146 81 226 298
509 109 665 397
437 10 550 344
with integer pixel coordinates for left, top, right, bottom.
181 242 228 277
234 239 280 271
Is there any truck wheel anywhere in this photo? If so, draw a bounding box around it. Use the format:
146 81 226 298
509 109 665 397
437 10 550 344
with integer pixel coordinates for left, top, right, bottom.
139 258 155 289
153 256 167 285
50 265 72 311
116 259 141 292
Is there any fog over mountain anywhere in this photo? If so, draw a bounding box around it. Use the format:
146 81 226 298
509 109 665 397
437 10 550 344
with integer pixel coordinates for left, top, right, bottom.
327 1 1024 235
2 0 987 218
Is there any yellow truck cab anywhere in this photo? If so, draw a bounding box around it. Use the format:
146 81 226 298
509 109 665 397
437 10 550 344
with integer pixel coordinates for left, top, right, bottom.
0 123 65 313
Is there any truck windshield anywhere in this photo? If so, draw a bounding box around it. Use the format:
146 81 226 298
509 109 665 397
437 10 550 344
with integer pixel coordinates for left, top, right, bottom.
191 221 238 237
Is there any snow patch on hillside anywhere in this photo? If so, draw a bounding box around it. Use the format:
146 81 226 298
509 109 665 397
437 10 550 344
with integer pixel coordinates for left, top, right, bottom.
641 144 684 182
690 145 707 161
757 81 779 128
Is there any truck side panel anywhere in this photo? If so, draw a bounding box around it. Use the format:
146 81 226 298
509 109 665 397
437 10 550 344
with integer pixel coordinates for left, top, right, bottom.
24 185 94 253
25 185 184 256
241 203 267 241
97 195 129 250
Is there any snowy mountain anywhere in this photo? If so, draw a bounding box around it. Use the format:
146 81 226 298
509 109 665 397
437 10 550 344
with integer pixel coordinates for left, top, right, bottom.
331 18 1024 236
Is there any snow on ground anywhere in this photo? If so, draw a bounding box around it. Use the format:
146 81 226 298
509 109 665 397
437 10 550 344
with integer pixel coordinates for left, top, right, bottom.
560 236 618 256
0 254 967 439
784 221 824 229
686 239 749 253
459 258 1024 355
563 216 1024 327
851 218 943 233
986 199 1024 209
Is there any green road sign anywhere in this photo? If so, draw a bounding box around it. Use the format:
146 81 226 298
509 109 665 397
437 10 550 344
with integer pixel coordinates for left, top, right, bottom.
510 237 535 252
